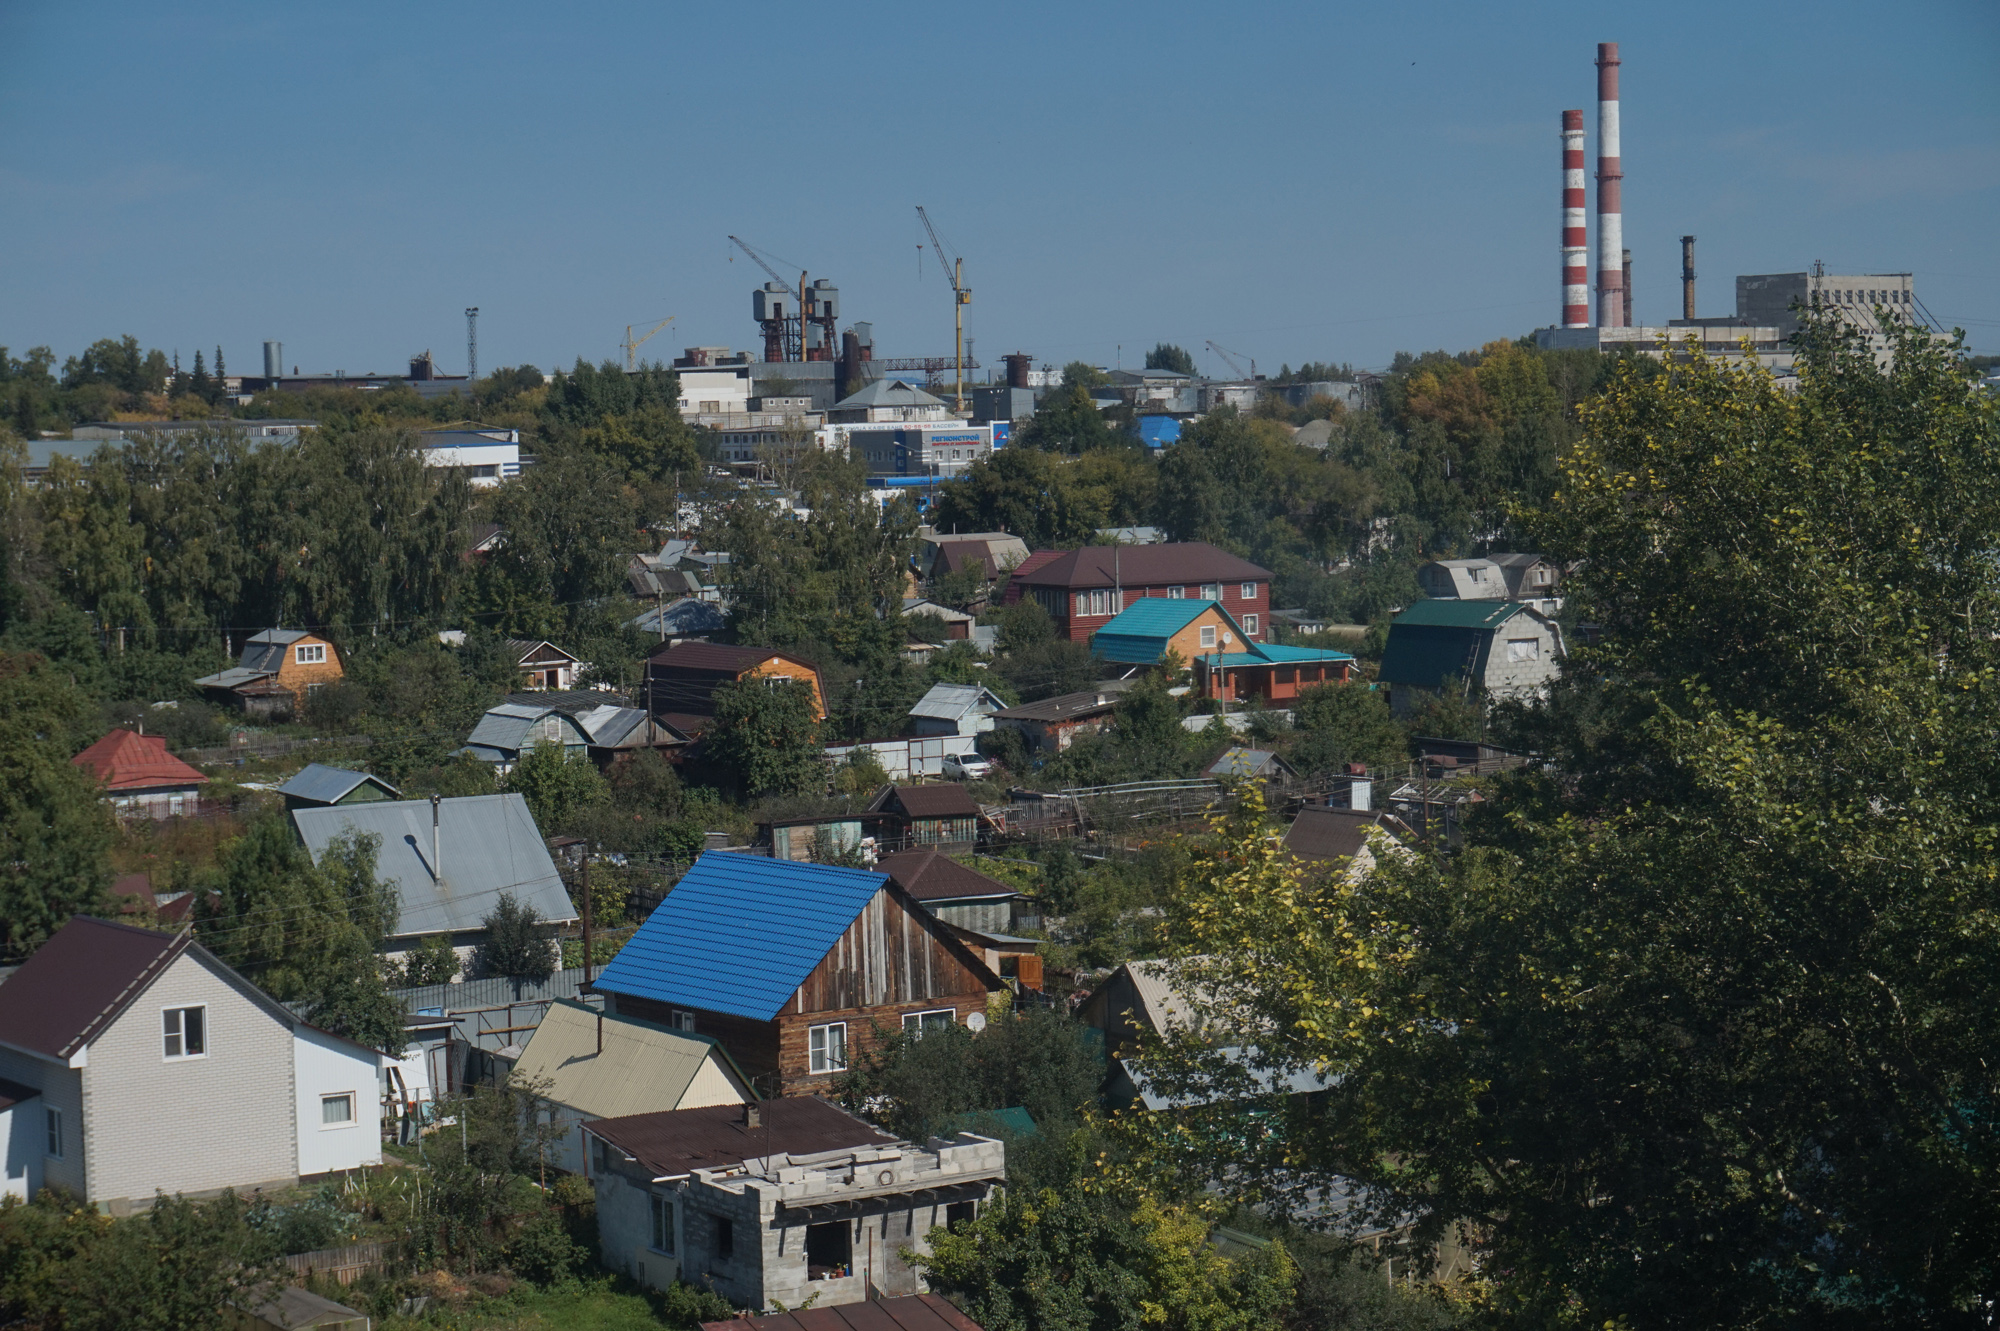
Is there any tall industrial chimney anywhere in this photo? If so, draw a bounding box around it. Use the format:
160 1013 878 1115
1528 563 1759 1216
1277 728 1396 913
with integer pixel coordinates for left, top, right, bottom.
1560 111 1589 327
1680 235 1697 320
1622 250 1633 326
1595 42 1624 329
263 341 283 380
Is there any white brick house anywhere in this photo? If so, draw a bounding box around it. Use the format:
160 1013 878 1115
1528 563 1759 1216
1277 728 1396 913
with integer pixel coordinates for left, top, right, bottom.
0 917 383 1214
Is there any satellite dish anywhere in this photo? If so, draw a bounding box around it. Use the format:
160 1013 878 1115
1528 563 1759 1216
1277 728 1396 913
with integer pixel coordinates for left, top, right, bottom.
1223 632 1234 646
966 1011 988 1032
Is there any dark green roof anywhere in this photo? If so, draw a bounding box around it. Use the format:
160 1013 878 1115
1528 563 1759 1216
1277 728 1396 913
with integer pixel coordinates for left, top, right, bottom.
1390 599 1535 629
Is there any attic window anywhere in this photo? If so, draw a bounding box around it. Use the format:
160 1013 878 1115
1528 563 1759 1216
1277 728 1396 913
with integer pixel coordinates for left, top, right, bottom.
295 643 327 665
1508 638 1541 662
163 1006 206 1059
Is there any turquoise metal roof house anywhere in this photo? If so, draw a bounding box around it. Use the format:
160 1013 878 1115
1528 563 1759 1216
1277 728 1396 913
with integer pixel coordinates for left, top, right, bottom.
1092 598 1253 665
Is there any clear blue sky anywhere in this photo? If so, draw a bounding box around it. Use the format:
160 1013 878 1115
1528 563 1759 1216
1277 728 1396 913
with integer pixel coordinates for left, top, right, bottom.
3 1 1995 379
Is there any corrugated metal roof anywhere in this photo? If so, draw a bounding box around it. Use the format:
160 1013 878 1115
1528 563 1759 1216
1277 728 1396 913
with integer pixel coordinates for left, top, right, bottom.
1205 747 1289 778
989 683 1129 723
873 784 982 819
1093 598 1253 665
275 763 398 805
1010 542 1269 590
511 998 749 1119
909 683 1004 722
1253 644 1356 664
71 730 209 792
292 794 575 937
591 852 888 1021
1391 599 1533 629
464 705 591 755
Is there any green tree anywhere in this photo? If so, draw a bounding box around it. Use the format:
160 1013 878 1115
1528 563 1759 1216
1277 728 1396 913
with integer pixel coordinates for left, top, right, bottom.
398 933 461 986
0 652 114 959
1145 344 1197 376
919 1182 1294 1331
704 676 824 799
1168 325 2000 1327
465 451 637 639
1012 382 1123 455
933 448 1107 549
506 739 611 834
477 891 558 981
1288 681 1405 773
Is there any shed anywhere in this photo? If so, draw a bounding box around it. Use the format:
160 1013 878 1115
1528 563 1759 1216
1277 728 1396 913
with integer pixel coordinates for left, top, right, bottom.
461 704 593 769
908 682 1007 738
867 783 982 851
1204 747 1293 781
275 763 399 811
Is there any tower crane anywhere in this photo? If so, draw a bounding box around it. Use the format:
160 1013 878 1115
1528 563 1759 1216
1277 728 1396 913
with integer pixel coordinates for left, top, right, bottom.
622 316 675 371
729 236 811 361
915 206 971 413
1206 340 1256 381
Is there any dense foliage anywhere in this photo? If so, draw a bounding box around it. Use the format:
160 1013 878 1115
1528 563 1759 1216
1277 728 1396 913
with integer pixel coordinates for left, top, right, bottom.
1159 323 2000 1327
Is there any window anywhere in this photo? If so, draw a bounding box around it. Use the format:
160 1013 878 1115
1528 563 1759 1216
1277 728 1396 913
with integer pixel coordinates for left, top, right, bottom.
1199 625 1218 648
1469 568 1486 582
1090 589 1106 615
294 643 327 665
45 1108 62 1159
671 1010 696 1032
805 1220 851 1279
1241 582 1256 600
809 1022 848 1074
1201 583 1222 601
163 1006 206 1059
650 1195 675 1254
946 1201 976 1229
1244 614 1259 636
321 1093 355 1126
1533 568 1551 585
903 1009 955 1037
714 1215 734 1261
1074 592 1089 616
1507 638 1541 663
1167 585 1185 598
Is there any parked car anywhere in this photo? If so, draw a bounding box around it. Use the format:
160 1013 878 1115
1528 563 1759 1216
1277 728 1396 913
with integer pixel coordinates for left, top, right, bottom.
943 753 994 781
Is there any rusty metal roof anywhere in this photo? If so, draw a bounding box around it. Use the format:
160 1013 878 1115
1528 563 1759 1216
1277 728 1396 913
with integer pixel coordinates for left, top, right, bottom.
588 1095 897 1179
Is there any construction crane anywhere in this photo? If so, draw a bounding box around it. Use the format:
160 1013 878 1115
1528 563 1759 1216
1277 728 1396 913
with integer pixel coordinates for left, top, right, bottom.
727 236 838 362
915 206 971 413
1206 340 1256 380
622 316 675 371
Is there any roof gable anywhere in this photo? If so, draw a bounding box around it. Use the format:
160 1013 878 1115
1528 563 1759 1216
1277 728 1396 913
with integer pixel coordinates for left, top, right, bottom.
874 846 1021 902
1010 542 1270 590
833 379 947 410
465 705 593 754
71 730 209 792
512 999 748 1118
591 853 893 1021
909 682 1005 721
1094 598 1252 665
0 917 187 1060
275 763 398 805
872 783 982 819
291 794 574 937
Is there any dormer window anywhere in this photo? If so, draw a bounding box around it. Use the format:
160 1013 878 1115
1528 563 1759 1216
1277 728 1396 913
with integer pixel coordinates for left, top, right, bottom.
295 643 327 665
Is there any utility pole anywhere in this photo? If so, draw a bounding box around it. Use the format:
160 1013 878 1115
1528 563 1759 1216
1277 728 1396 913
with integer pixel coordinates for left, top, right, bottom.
580 850 594 985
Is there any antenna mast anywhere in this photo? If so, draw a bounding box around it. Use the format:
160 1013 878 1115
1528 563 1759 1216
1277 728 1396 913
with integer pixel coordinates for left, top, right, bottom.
464 307 479 393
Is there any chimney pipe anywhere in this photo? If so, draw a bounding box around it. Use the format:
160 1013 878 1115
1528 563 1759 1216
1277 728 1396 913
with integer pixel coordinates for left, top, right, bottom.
744 1101 761 1129
1560 111 1589 328
1595 42 1624 329
430 793 442 883
1680 235 1697 320
1621 249 1633 326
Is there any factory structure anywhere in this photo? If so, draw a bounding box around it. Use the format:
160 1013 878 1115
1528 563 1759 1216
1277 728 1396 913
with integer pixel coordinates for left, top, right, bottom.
1537 41 1936 371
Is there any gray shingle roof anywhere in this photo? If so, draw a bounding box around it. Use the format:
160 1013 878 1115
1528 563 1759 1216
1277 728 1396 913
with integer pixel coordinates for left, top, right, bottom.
291 793 576 937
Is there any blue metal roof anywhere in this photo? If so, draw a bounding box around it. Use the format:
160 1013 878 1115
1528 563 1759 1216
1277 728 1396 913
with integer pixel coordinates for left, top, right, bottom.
592 852 890 1022
1138 416 1182 448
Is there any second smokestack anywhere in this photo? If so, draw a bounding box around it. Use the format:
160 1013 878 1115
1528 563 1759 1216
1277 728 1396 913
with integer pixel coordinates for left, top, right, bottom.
1595 42 1624 329
1680 235 1697 320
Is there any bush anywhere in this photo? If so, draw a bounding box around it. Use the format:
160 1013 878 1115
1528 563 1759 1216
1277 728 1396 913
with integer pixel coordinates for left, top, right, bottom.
477 892 558 980
506 1208 589 1287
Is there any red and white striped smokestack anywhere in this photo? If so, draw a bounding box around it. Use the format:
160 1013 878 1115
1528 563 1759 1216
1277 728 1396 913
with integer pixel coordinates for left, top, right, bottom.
1561 110 1589 327
1595 42 1624 328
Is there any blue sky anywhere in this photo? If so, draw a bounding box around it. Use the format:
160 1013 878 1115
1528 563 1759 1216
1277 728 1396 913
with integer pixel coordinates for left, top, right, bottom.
3 1 1995 379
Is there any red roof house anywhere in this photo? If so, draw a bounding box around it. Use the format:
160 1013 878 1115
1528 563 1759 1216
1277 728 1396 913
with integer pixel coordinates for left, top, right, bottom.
71 730 208 817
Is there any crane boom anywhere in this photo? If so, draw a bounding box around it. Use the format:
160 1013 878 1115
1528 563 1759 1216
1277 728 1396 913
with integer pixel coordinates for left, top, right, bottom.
1206 340 1255 380
727 235 803 288
915 206 971 412
623 316 675 371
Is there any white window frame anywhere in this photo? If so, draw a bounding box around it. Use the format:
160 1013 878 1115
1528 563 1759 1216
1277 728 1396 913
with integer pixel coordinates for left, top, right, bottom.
1074 592 1088 617
1201 583 1222 601
1167 585 1185 599
902 1008 956 1038
1244 614 1259 636
46 1107 62 1159
319 1092 357 1129
294 642 327 665
809 1022 848 1075
650 1193 675 1254
1507 637 1541 662
1241 582 1256 600
1199 625 1218 649
163 1005 207 1060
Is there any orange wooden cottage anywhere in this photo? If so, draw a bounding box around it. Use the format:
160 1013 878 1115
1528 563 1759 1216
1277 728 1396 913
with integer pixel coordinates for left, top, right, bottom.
194 629 344 716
